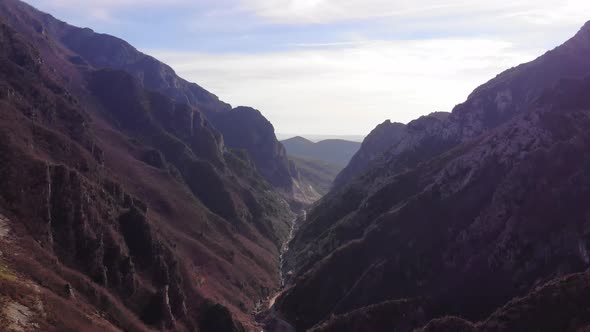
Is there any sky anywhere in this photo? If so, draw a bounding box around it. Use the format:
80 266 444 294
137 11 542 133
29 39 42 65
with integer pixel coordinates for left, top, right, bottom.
27 0 590 137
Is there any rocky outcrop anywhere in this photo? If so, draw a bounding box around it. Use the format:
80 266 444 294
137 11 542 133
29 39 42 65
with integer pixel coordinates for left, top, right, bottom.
208 106 293 190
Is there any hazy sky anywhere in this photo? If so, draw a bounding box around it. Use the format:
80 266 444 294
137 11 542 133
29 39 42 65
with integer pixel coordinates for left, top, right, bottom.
28 0 590 136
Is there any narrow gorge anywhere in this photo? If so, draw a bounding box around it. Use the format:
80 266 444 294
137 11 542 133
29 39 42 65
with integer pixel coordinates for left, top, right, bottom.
1 1 590 332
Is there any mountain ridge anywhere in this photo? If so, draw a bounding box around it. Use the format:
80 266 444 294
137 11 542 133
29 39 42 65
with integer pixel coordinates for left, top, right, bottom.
282 136 361 167
277 19 590 331
0 0 317 207
333 19 590 190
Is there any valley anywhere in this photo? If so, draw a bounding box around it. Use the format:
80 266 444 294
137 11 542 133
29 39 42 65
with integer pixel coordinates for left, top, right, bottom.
0 0 590 331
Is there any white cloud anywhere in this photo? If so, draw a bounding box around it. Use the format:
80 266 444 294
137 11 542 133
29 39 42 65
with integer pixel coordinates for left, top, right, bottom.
26 0 590 135
151 38 538 135
27 0 196 23
32 0 590 27
32 0 190 9
238 0 590 25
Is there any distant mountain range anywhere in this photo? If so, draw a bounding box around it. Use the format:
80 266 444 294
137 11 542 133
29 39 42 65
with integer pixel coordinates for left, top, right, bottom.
282 136 361 167
289 156 342 196
281 136 361 195
276 133 365 142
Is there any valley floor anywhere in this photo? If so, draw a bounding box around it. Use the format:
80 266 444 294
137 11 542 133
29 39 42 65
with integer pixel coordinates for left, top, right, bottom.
257 211 306 332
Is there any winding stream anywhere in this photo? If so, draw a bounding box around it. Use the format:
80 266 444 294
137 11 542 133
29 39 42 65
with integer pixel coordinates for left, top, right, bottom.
257 210 306 331
279 211 301 288
270 210 303 307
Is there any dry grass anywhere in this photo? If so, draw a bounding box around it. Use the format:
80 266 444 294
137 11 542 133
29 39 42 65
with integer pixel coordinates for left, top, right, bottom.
0 264 16 281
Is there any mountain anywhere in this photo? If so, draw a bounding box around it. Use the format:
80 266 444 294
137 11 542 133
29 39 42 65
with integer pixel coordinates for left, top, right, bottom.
333 20 590 189
333 113 453 189
209 107 295 191
3 0 590 331
332 120 407 188
288 156 342 196
0 0 300 330
281 136 361 167
276 21 590 331
0 0 315 207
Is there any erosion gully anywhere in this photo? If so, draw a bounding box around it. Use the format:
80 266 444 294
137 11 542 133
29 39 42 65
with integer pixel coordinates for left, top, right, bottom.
254 210 306 332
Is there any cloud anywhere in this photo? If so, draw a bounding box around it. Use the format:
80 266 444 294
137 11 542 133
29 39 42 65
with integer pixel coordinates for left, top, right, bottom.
151 38 538 135
26 0 590 135
237 0 590 25
27 0 590 30
32 0 190 9
26 0 198 23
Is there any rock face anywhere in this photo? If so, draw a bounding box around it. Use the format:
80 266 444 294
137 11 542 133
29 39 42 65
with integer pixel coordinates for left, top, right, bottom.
209 106 293 190
278 21 590 331
0 0 296 330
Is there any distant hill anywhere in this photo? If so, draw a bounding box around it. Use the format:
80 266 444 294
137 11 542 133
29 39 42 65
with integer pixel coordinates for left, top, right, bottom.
277 133 365 142
290 156 342 196
282 136 361 167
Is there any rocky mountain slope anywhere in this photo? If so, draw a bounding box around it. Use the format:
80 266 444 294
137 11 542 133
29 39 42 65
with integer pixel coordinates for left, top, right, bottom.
0 0 300 330
317 270 590 332
3 0 590 331
332 120 406 188
282 136 361 168
334 20 590 189
277 21 590 331
0 0 312 206
417 270 590 332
